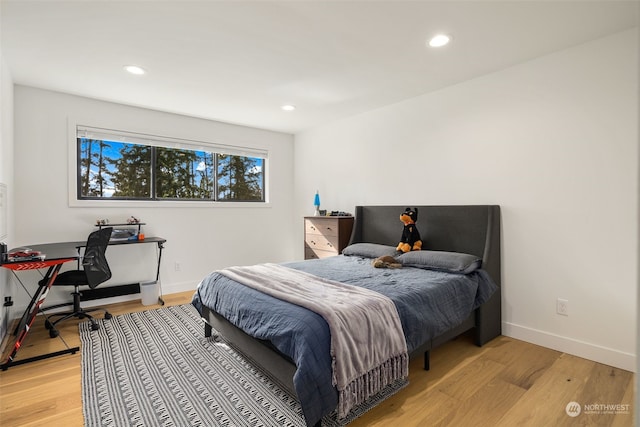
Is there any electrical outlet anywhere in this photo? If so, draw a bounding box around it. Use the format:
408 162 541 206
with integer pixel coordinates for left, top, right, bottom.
557 298 569 316
174 262 181 272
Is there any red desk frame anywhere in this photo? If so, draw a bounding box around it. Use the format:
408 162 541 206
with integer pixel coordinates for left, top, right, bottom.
2 254 79 370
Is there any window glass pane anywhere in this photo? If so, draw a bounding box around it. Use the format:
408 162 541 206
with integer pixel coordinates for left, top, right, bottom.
155 147 214 200
78 138 151 199
217 155 264 201
111 143 152 198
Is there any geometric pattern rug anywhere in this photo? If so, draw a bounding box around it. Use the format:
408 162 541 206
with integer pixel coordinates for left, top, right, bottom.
79 304 308 427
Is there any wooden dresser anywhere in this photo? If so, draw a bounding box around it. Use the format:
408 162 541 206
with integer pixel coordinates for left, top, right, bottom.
304 216 354 260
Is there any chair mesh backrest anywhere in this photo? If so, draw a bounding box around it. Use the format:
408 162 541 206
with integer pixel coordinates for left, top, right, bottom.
83 227 113 289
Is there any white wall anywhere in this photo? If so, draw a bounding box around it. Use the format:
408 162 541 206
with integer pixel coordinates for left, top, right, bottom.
294 29 638 371
0 17 16 341
12 86 295 310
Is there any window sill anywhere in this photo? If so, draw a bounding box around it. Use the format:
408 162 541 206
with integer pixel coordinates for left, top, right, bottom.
68 199 272 208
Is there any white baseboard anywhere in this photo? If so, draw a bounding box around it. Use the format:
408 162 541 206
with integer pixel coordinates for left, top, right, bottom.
11 281 199 319
159 280 199 297
503 322 636 373
81 280 198 308
2 281 199 349
16 286 634 373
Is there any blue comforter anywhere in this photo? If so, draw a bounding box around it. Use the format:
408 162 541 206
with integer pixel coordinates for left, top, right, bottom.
192 255 497 426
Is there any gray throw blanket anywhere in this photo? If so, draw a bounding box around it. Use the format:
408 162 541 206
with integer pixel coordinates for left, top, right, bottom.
219 263 409 419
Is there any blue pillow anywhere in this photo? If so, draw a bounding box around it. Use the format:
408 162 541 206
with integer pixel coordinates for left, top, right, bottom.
342 243 400 259
398 250 481 274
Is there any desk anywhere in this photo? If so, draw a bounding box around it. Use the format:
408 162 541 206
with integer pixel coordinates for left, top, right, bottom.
1 243 80 370
1 237 166 370
33 237 167 303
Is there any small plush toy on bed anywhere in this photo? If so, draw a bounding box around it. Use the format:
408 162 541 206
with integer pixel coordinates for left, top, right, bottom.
397 207 422 253
372 255 402 269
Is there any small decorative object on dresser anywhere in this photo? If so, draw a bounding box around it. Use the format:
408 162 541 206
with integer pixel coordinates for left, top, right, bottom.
313 191 321 216
304 215 354 259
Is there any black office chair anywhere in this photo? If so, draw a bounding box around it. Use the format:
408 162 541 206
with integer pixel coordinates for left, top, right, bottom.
43 227 113 338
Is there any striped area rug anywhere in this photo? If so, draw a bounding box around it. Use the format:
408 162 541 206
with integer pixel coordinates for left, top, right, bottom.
79 304 307 427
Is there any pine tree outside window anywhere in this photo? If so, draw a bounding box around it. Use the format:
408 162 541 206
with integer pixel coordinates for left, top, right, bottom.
76 126 266 203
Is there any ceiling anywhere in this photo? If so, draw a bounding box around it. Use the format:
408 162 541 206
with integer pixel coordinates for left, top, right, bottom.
1 1 638 134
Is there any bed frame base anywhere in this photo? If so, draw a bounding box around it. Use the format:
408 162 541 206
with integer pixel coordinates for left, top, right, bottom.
203 298 488 399
203 306 298 395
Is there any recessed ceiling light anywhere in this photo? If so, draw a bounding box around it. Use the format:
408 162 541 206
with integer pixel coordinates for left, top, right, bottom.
281 104 296 111
124 65 146 75
428 34 451 48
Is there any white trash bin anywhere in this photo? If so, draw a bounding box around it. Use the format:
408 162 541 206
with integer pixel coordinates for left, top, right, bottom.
140 280 159 306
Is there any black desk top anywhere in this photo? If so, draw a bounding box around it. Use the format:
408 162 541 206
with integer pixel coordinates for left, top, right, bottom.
4 237 166 264
70 236 167 247
6 242 80 263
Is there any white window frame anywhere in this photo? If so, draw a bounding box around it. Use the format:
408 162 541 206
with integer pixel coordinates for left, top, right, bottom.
68 119 270 208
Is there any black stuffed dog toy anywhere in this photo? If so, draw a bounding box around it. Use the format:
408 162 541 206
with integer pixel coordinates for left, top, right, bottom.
396 207 422 253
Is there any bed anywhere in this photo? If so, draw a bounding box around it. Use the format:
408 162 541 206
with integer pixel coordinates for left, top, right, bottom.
192 205 501 426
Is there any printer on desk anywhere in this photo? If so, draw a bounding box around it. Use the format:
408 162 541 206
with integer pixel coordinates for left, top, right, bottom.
110 229 137 241
97 219 146 242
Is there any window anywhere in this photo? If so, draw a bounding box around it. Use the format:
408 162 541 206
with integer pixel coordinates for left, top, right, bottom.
76 126 266 202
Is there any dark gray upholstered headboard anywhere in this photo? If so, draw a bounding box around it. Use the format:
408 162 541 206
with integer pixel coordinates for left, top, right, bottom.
349 205 501 286
350 205 502 345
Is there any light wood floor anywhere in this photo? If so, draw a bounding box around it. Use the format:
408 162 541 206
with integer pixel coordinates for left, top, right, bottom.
0 291 634 427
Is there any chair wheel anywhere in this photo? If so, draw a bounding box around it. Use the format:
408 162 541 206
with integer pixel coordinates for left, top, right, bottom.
49 328 59 338
45 319 53 330
104 312 112 320
91 321 100 331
